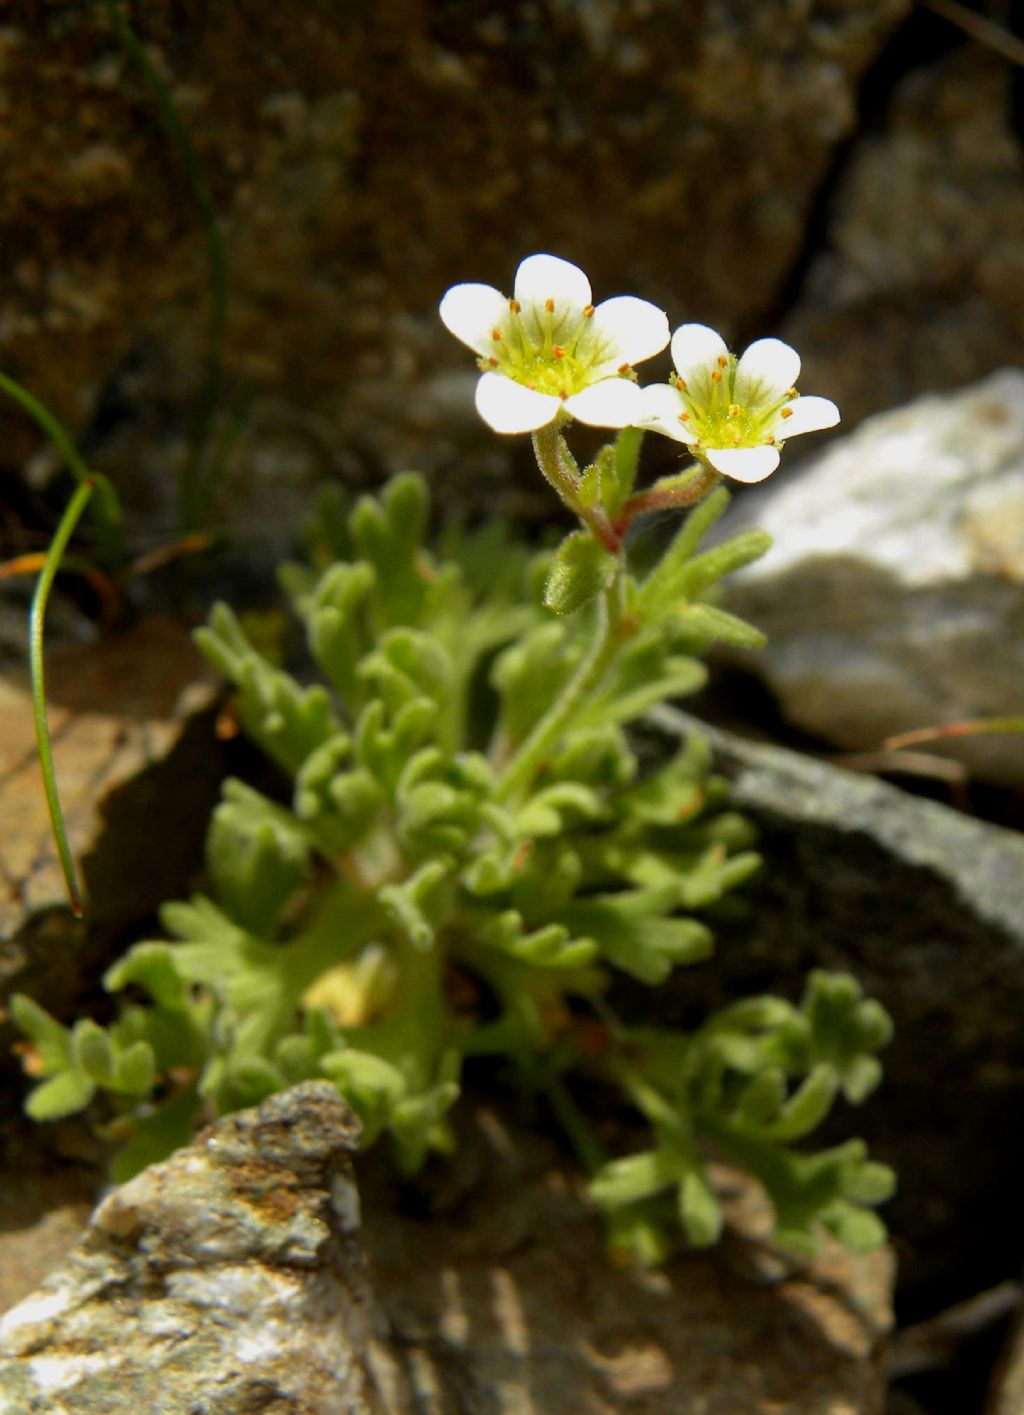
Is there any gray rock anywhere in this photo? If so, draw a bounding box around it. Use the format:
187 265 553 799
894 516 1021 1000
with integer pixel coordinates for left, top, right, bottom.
718 369 1024 787
0 1082 381 1415
787 48 1024 426
644 707 1024 1307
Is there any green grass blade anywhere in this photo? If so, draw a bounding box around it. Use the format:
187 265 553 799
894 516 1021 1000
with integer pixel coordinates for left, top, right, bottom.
30 480 97 916
0 370 123 567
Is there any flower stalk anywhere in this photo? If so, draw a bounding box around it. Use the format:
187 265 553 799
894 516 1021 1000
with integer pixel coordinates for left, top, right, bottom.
531 424 622 553
495 563 628 805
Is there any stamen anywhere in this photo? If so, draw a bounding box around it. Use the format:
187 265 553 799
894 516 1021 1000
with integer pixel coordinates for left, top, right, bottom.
732 430 742 444
780 407 793 419
583 304 595 318
509 299 521 313
488 357 499 367
676 377 687 390
553 345 565 359
678 411 690 421
728 403 740 418
545 298 555 313
716 354 728 368
491 328 503 341
559 390 568 399
787 386 797 398
710 369 722 384
765 435 776 445
618 363 630 375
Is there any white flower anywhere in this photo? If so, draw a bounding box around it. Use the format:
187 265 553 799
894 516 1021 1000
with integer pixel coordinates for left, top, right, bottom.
638 324 840 483
440 254 670 435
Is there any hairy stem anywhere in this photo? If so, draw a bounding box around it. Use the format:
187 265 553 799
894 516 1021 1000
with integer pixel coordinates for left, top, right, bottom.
616 462 719 534
495 566 626 804
30 480 97 916
532 424 621 552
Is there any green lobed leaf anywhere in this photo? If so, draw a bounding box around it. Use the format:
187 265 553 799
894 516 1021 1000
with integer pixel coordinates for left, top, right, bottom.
207 780 311 935
105 943 191 1011
543 531 616 616
9 994 72 1072
24 1069 95 1122
677 1166 723 1248
72 1020 115 1084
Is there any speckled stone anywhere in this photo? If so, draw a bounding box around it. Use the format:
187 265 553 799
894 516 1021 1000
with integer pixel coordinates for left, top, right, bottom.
0 1083 381 1414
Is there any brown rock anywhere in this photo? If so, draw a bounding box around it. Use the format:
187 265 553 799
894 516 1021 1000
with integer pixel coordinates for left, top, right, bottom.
2 2 909 541
0 618 222 1082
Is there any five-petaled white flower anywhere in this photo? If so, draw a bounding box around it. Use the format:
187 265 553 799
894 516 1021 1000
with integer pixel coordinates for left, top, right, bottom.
638 324 840 483
439 254 670 435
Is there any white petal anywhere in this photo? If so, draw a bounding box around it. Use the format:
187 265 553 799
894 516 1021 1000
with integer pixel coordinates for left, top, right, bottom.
564 377 644 429
439 283 509 358
772 395 840 439
474 372 560 434
580 296 670 372
734 337 801 406
514 254 592 314
637 382 698 444
704 445 780 483
514 254 592 344
670 324 729 385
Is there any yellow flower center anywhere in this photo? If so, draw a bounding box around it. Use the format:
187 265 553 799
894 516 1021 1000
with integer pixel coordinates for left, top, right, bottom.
478 302 624 398
676 356 791 448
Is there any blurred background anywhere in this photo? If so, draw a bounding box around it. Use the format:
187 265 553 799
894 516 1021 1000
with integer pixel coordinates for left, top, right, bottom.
3 0 1022 563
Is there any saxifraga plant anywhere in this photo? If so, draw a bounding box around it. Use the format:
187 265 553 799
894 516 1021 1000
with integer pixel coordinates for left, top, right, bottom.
13 256 894 1262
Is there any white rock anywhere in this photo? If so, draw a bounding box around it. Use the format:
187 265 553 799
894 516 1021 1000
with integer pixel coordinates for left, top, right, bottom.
719 369 1024 786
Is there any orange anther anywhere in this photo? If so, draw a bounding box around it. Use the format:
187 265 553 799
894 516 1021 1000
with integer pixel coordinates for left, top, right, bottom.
509 298 521 313
678 411 690 421
716 354 728 368
583 304 595 317
676 376 687 390
787 386 798 398
780 406 793 419
618 362 630 375
492 327 503 341
545 297 555 313
488 357 499 366
728 403 740 417
553 345 565 359
710 369 722 383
